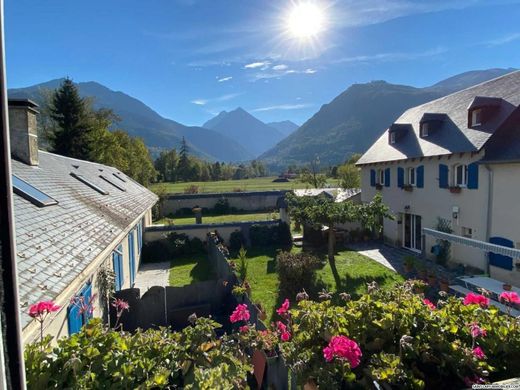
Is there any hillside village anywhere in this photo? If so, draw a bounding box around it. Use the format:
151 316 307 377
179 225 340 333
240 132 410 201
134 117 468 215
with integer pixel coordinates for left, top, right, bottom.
2 1 520 389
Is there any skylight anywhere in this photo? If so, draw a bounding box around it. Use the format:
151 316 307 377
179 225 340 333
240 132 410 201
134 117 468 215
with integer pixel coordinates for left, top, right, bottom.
70 172 109 195
100 175 126 192
12 175 58 207
112 172 127 183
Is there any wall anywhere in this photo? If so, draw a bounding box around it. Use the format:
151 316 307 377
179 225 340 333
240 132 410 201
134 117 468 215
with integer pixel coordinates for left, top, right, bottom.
144 220 281 246
160 190 287 217
360 151 489 271
488 162 520 285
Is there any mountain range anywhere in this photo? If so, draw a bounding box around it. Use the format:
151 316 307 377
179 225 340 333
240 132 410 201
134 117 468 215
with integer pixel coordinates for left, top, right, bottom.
260 68 517 169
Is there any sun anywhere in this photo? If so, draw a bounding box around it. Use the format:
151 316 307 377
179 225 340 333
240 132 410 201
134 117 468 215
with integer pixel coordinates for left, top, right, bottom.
286 2 326 39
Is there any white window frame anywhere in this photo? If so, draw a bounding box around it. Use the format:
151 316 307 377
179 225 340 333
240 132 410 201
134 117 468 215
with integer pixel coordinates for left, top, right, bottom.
420 122 429 137
471 108 482 127
454 164 468 187
378 169 385 185
407 167 416 186
390 132 396 144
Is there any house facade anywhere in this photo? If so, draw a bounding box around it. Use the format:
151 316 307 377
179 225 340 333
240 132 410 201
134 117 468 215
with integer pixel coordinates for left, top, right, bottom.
8 99 157 344
357 71 520 286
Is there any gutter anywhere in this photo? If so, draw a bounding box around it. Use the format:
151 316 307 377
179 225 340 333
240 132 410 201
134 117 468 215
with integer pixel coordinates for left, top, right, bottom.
484 164 494 275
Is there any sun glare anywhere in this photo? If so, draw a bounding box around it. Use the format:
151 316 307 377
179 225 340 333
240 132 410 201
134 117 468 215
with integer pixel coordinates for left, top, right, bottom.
286 2 326 39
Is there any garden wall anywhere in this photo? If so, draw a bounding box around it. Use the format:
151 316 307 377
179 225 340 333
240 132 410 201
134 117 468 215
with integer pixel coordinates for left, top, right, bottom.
160 190 287 217
144 220 281 246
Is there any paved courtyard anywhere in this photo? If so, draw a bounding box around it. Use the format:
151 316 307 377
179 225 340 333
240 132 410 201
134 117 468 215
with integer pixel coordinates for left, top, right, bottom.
134 261 170 291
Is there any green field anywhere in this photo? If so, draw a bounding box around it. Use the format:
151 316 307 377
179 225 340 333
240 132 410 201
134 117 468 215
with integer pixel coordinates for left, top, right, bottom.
168 253 215 287
150 176 339 194
229 247 403 321
156 211 279 226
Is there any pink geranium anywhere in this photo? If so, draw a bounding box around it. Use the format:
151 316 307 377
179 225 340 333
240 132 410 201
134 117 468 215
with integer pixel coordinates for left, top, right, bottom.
323 335 362 368
276 299 290 316
422 298 436 310
472 346 485 360
230 304 250 323
29 301 61 320
463 293 489 307
499 291 520 304
239 325 249 333
280 331 291 341
469 322 487 338
276 321 287 333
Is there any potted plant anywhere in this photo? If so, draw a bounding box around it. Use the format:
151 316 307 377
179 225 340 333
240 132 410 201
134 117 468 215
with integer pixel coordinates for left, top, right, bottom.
403 184 413 192
449 186 461 194
403 256 416 273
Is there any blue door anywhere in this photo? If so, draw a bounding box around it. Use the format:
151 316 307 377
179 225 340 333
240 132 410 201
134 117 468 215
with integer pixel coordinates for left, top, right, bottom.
128 231 136 286
113 244 124 290
489 237 514 270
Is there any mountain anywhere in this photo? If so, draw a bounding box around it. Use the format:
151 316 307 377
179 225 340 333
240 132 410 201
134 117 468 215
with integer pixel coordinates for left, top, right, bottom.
8 79 253 162
267 120 299 136
260 68 517 169
203 108 285 157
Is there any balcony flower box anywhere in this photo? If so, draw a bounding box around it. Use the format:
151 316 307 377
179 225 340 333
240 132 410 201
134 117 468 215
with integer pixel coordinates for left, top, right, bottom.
403 185 413 192
375 183 383 190
449 186 462 194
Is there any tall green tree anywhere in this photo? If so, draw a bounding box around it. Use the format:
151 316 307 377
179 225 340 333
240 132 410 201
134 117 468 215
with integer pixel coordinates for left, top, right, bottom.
49 78 93 159
177 137 191 181
300 156 327 189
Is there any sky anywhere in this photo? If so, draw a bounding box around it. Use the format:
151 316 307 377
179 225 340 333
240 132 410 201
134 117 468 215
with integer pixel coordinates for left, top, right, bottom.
5 0 520 127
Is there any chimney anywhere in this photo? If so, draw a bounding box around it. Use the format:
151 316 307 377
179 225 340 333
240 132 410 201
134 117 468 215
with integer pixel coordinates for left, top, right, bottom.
8 99 39 166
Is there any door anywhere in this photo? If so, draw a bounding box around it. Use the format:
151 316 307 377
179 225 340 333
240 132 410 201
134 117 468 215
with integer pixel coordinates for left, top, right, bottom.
128 231 136 286
403 214 422 252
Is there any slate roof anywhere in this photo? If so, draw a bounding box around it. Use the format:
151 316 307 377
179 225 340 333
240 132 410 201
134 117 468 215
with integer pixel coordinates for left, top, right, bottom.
12 151 157 328
293 188 361 202
357 70 520 165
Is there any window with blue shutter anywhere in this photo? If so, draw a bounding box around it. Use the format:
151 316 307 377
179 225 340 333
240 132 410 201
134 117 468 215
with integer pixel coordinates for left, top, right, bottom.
416 166 424 188
439 164 449 188
397 167 404 188
137 220 143 255
467 163 479 189
68 282 93 335
384 168 391 187
370 169 376 187
489 237 514 270
128 231 136 286
113 245 124 291
67 301 82 335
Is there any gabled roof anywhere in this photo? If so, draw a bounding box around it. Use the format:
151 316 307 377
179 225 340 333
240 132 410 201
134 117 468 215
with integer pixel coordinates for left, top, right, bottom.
12 151 157 328
357 70 520 165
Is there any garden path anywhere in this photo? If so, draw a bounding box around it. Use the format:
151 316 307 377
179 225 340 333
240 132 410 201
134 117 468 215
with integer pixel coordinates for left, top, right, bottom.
134 261 170 291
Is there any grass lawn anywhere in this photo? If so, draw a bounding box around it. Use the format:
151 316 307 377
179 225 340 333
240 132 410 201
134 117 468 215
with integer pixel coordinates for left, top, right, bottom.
229 247 403 322
156 211 279 226
150 176 339 194
168 253 216 287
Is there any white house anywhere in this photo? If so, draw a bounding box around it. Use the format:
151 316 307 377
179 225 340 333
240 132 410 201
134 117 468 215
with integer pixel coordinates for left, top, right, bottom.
9 99 157 343
357 71 520 286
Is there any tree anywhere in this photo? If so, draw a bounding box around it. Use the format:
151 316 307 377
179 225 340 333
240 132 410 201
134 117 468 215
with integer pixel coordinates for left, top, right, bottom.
177 137 191 181
300 156 327 189
337 163 361 189
49 78 93 159
155 149 179 182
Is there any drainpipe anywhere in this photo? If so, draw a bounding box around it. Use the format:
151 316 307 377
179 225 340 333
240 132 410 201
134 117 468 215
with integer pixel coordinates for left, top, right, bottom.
484 164 494 275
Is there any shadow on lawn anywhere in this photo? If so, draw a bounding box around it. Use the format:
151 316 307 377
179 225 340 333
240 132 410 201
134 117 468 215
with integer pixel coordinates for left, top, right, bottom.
170 252 216 283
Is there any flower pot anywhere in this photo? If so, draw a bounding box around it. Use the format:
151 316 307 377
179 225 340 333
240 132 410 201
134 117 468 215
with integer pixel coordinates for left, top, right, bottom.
375 184 383 190
403 185 413 192
449 186 461 194
304 379 318 390
503 283 512 291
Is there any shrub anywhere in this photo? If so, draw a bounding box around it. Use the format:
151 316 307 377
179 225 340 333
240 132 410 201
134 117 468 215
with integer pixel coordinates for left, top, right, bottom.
249 224 273 247
236 247 248 282
276 251 321 299
229 230 245 252
142 233 205 263
213 198 230 215
183 184 199 194
141 240 171 262
25 317 251 389
277 222 293 248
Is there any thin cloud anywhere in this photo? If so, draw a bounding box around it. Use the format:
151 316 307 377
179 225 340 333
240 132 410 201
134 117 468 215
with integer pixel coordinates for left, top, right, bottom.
252 103 314 112
272 64 289 71
190 93 242 106
333 47 447 64
217 76 233 82
251 68 318 81
484 32 520 46
191 99 208 106
244 61 270 69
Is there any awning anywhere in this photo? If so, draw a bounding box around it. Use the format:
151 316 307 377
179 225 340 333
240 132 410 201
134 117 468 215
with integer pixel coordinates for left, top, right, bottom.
423 228 520 258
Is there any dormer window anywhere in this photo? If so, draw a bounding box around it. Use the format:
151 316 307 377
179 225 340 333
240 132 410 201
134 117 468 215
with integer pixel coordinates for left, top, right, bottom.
388 123 412 145
471 108 482 127
420 122 429 137
390 132 396 144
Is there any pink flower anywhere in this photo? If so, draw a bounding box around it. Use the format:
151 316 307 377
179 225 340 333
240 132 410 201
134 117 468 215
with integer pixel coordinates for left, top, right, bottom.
239 325 249 333
469 322 487 338
463 293 489 307
464 376 485 387
276 299 290 316
323 335 362 368
499 291 520 304
472 346 485 360
422 298 436 310
280 331 291 341
276 321 287 333
112 298 129 311
28 301 61 321
230 304 250 323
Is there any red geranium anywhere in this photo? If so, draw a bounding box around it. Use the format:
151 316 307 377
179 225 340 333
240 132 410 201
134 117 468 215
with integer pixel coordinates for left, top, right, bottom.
276 299 290 316
230 304 250 323
463 293 489 307
422 298 436 310
472 346 485 360
29 301 61 321
499 291 520 304
323 335 362 368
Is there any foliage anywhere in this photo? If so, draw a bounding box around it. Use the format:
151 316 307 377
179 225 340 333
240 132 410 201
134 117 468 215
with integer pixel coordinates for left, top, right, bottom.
280 282 520 388
337 162 361 189
213 198 231 215
236 247 248 282
25 317 251 389
229 230 246 252
299 157 328 189
96 266 116 322
249 222 292 248
435 217 453 266
276 251 322 300
141 233 205 262
183 184 200 194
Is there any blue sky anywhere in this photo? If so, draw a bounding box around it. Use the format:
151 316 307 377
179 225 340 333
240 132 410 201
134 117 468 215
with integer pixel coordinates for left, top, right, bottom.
5 0 520 126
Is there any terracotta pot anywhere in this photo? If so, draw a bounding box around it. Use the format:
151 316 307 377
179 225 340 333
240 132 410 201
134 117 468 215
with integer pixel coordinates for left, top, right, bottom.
503 283 512 291
304 379 318 390
449 186 461 194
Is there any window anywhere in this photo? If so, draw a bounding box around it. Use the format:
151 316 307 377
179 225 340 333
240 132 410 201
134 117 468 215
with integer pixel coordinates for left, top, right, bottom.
68 282 92 335
471 109 482 127
407 167 416 186
462 227 473 238
12 175 58 207
112 172 127 183
377 169 385 185
100 175 126 192
420 122 429 137
454 164 468 187
70 172 109 195
390 132 396 144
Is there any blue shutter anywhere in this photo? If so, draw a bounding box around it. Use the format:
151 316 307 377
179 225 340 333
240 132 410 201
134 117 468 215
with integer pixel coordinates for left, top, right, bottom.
397 167 404 188
439 164 449 188
370 169 376 187
137 221 143 254
467 163 479 189
128 231 136 286
113 250 122 291
417 166 424 188
384 168 391 187
489 237 514 270
82 283 93 323
68 301 82 335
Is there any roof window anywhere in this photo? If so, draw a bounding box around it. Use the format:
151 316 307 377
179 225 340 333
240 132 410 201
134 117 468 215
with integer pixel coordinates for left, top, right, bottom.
70 172 109 195
112 172 127 183
100 175 126 192
12 175 58 207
